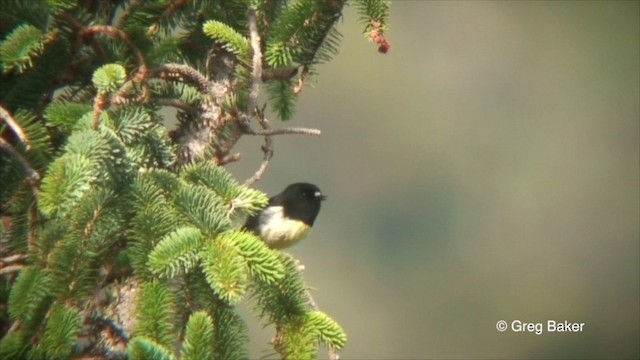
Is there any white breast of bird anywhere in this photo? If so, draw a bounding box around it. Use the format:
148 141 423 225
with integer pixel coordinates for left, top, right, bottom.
257 206 311 249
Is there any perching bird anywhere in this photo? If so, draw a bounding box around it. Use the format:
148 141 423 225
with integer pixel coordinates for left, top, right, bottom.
244 183 326 249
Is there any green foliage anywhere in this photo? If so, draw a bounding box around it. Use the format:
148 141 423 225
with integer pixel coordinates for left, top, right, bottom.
253 254 313 321
148 226 204 278
278 317 319 359
267 78 297 121
306 310 347 350
181 311 215 360
0 24 47 73
129 336 176 360
135 280 177 348
221 230 285 285
0 0 387 357
39 151 100 217
201 235 249 305
92 64 127 93
44 100 93 131
0 330 29 359
354 0 391 33
212 306 249 360
174 184 231 237
7 266 52 321
180 161 268 216
264 0 342 67
203 20 250 57
39 303 83 359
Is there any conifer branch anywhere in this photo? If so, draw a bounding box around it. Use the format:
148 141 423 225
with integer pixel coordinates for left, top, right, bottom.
244 111 274 187
80 25 147 72
0 265 24 275
1 254 28 264
81 26 151 106
295 259 342 360
156 98 197 114
0 105 30 149
159 0 190 27
243 9 272 187
245 8 262 128
262 67 299 81
242 9 321 185
0 254 28 274
218 153 242 165
246 127 322 136
115 0 144 28
293 66 310 95
92 92 109 130
0 0 373 355
154 64 212 94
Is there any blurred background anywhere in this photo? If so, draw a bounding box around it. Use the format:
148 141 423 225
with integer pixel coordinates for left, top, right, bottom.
226 1 638 359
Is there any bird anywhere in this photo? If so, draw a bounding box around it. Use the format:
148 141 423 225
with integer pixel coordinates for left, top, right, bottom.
244 182 326 249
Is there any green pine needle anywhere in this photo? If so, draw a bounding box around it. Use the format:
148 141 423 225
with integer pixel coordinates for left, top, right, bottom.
0 330 29 359
180 162 268 216
266 78 296 121
220 230 285 285
147 226 204 278
39 153 99 217
174 184 231 237
202 20 250 58
181 311 215 360
252 253 312 323
279 317 319 360
306 310 347 350
354 0 391 33
114 106 154 144
7 266 52 320
0 24 46 73
200 236 248 305
39 303 82 359
128 336 176 360
43 100 93 131
92 63 127 93
212 306 249 360
135 280 177 348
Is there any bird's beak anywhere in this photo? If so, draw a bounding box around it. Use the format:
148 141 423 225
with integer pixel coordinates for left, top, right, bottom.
315 191 327 201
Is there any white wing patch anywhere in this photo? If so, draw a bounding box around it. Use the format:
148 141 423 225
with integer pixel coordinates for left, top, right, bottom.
258 206 311 249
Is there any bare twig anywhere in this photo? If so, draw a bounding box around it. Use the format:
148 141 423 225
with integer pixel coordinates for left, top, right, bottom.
245 8 262 127
245 127 321 136
218 153 242 165
242 11 322 184
0 265 24 275
293 65 309 95
0 254 28 276
244 113 274 186
0 105 30 149
243 8 273 187
0 137 40 186
1 254 28 264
